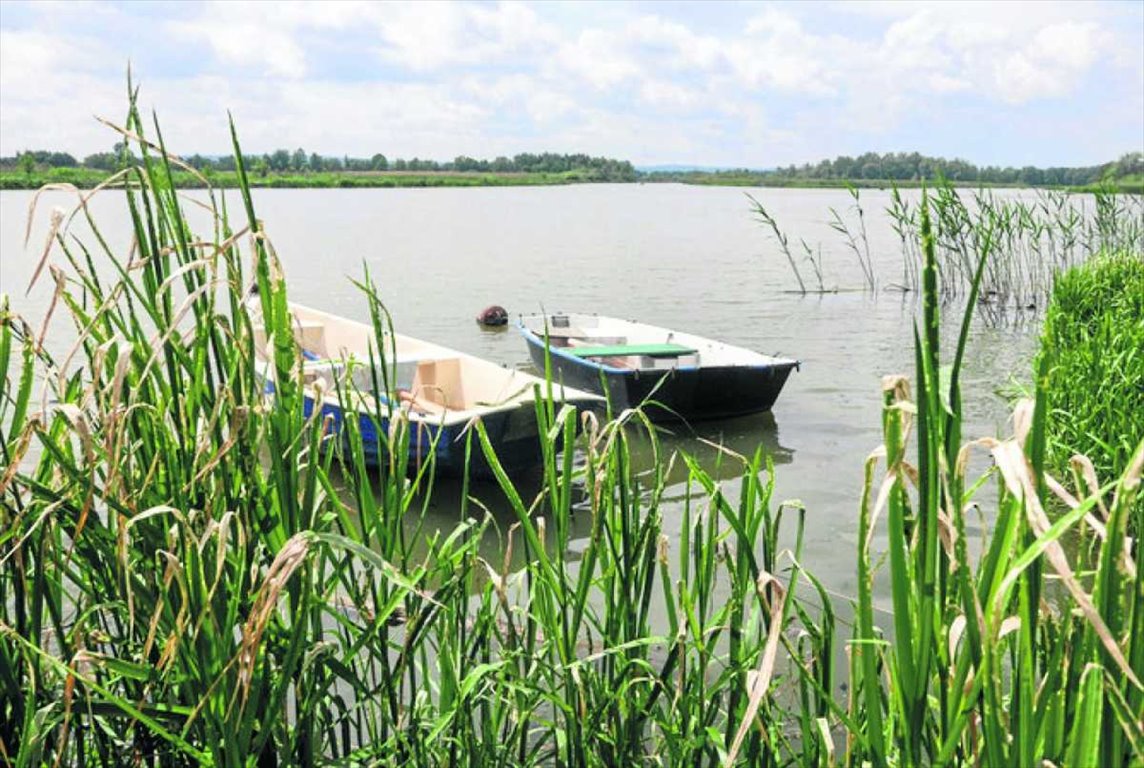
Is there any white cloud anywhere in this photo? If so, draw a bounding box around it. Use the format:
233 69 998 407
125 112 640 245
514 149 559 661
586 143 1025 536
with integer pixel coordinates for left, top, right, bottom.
374 1 556 72
165 0 380 78
626 15 722 71
727 9 839 95
0 0 1139 166
639 80 701 112
991 22 1103 103
552 28 642 89
169 21 308 78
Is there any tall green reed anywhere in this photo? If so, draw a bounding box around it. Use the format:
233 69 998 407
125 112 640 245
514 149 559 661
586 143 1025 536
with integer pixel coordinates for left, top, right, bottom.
2 90 1141 766
0 89 823 767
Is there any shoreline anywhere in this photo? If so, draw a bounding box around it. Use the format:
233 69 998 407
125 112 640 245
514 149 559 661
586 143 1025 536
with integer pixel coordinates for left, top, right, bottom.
1 168 1140 194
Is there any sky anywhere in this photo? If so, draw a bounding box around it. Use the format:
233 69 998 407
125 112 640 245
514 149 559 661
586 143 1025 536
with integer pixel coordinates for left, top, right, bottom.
1 0 1142 168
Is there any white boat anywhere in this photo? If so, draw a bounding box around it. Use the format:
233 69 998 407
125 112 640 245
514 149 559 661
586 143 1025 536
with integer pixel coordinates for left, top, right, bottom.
251 302 601 476
517 313 798 422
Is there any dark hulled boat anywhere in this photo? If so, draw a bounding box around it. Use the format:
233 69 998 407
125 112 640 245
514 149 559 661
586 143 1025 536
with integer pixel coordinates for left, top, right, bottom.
517 313 798 422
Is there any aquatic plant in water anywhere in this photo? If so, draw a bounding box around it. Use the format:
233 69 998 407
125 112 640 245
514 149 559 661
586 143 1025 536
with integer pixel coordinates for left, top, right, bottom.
760 177 1143 319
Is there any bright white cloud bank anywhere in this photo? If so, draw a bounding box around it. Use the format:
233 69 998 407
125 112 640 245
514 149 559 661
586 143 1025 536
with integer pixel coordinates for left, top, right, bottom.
0 0 1140 166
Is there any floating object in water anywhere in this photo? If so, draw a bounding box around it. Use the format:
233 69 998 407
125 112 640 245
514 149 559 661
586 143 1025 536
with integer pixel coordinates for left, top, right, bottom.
516 313 798 422
250 301 600 476
476 305 508 326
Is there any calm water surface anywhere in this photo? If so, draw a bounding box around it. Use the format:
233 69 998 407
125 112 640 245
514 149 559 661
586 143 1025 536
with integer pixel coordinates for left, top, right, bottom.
0 184 1040 606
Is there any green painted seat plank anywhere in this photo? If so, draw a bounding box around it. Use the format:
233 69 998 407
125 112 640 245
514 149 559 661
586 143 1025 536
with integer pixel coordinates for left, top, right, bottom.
567 343 697 358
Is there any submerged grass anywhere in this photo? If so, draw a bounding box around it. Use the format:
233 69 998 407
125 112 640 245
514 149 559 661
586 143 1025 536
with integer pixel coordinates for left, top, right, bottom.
2 93 1142 766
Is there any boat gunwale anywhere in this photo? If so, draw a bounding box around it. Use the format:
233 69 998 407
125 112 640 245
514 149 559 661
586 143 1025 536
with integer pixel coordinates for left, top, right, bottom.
252 301 601 424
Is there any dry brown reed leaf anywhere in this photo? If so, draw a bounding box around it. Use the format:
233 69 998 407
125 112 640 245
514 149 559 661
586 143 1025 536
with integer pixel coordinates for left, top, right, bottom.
51 403 93 462
815 717 835 768
136 282 212 382
23 169 130 291
1011 398 1035 447
78 337 113 412
536 517 547 557
26 205 64 296
25 184 76 249
503 522 519 582
697 436 748 465
141 551 179 663
936 507 957 561
0 417 39 497
858 451 881 561
580 408 600 448
35 265 65 353
126 235 142 270
188 420 241 490
94 116 213 188
0 498 64 569
61 168 132 233
105 338 133 423
726 570 787 766
1044 473 1108 542
53 665 76 768
155 549 191 668
1070 454 1109 521
122 506 185 635
949 614 967 659
866 468 897 553
991 439 1141 689
156 257 215 297
175 192 218 215
881 374 911 401
191 512 242 639
56 290 125 401
239 532 312 701
955 437 1000 480
1111 440 1143 507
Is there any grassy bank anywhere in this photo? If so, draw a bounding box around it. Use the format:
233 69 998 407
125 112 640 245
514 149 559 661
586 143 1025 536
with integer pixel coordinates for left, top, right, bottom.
1036 252 1144 483
2 95 1142 766
645 172 1144 195
6 166 1142 193
0 167 618 190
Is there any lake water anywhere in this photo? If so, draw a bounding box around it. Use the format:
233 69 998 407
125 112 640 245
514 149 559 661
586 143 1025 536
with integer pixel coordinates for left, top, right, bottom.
0 184 1040 606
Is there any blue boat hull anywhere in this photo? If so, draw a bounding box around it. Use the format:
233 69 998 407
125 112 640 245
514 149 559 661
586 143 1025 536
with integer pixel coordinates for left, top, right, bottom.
303 395 546 478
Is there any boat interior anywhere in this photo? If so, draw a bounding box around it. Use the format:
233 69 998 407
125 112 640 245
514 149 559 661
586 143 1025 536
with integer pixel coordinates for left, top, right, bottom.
252 303 568 419
519 313 787 370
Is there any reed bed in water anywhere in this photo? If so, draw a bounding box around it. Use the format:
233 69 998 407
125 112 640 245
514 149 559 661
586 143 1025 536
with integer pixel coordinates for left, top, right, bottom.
2 97 1142 766
889 184 1143 309
756 179 1142 316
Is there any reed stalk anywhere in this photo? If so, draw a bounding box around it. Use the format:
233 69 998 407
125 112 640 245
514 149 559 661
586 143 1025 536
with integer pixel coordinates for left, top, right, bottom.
2 89 1141 766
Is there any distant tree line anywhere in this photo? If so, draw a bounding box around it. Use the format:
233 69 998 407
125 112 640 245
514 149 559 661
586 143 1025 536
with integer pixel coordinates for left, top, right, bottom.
4 146 1138 188
0 147 637 181
758 151 1143 186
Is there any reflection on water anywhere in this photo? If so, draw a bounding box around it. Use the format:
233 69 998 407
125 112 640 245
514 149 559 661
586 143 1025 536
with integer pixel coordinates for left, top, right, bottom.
0 184 1041 605
322 409 793 582
626 410 792 484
